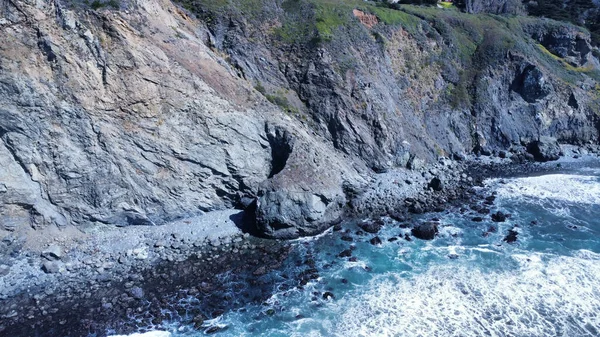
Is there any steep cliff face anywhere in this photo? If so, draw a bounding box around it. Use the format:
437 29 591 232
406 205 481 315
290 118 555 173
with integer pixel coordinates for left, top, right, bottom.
196 0 600 163
0 0 599 241
0 0 364 241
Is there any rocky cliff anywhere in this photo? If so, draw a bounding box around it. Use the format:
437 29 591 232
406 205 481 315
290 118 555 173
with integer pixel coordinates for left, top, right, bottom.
0 0 599 242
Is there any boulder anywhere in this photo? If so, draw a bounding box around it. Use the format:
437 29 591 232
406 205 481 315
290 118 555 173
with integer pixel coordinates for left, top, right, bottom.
428 177 444 192
41 261 60 274
358 220 384 234
411 222 438 240
511 64 552 103
491 211 508 222
527 137 561 162
369 236 382 245
41 245 63 261
503 229 519 243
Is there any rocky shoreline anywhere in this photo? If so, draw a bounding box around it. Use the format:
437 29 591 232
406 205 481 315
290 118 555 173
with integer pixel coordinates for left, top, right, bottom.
1 143 598 337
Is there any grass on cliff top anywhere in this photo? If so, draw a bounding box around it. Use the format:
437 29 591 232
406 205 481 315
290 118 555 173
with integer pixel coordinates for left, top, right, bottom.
178 0 598 86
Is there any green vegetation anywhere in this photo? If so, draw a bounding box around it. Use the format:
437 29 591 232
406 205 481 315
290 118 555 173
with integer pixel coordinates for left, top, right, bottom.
173 0 599 110
438 1 454 9
526 0 600 45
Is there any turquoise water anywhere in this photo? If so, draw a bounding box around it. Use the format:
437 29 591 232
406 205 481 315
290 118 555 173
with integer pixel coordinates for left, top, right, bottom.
121 167 600 337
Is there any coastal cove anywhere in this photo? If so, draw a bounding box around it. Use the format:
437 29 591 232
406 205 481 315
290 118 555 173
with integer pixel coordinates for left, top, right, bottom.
1 150 599 336
1 0 600 335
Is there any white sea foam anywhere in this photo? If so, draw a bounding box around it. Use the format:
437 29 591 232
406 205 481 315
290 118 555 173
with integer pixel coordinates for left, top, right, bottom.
108 331 171 337
489 174 600 205
329 254 600 337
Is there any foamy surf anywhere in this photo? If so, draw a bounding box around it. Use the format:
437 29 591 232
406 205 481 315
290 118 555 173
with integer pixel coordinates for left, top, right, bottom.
108 331 171 337
489 174 600 205
333 254 600 337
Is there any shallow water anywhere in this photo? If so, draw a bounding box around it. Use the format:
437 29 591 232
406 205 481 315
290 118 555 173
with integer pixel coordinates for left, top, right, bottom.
118 166 600 337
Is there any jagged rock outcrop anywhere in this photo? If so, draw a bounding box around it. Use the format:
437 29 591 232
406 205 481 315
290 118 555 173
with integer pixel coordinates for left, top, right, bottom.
0 0 599 241
199 0 600 161
0 0 363 241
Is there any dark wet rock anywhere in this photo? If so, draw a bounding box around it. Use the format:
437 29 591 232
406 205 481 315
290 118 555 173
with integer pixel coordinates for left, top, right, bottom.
358 220 384 234
369 236 382 245
338 249 352 258
503 229 519 243
404 234 412 241
478 208 491 215
332 224 343 231
205 325 228 334
340 235 353 242
428 177 444 191
411 222 438 240
193 315 205 329
322 292 335 300
491 211 508 222
488 225 498 233
409 204 424 214
527 137 562 162
471 217 484 222
389 212 406 222
388 237 398 242
511 64 552 103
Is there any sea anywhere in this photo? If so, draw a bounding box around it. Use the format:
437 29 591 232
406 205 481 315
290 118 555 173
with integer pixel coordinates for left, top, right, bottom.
113 163 600 337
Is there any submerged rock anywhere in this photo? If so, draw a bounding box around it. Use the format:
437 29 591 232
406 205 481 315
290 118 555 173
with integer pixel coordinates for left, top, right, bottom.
369 236 382 245
503 229 519 243
491 211 508 222
358 220 384 234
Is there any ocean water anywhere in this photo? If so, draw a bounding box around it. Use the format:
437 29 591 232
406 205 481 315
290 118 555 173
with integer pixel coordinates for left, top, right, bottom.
117 166 600 337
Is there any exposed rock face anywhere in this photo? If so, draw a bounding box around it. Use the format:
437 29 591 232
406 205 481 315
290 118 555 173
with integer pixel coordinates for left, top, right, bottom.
353 9 379 28
511 64 552 103
464 0 525 14
0 0 598 241
0 0 362 240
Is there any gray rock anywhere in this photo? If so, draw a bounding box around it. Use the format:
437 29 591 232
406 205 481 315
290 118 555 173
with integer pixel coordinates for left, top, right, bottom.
0 265 9 276
41 261 60 274
41 245 63 261
511 64 552 103
129 286 144 300
527 137 561 162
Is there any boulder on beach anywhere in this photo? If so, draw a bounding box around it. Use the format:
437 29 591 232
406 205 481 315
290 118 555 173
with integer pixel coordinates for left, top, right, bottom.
527 137 561 162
